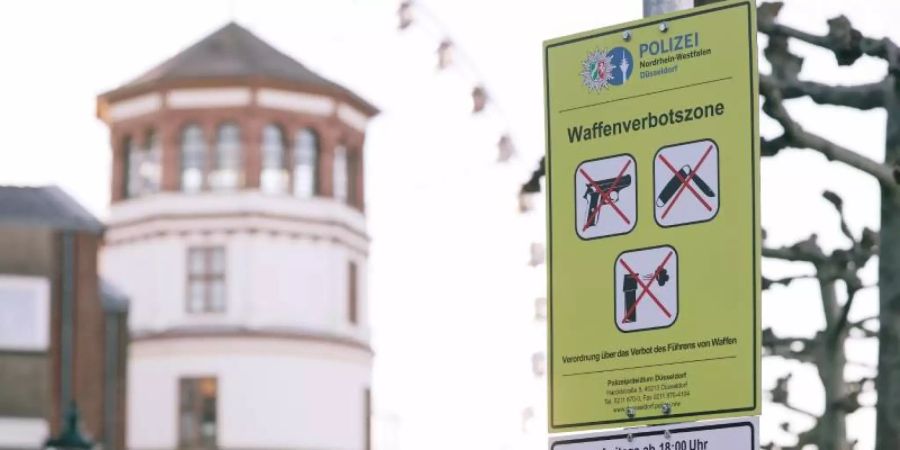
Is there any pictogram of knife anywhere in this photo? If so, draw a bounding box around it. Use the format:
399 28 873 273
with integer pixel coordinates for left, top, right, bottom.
656 164 715 208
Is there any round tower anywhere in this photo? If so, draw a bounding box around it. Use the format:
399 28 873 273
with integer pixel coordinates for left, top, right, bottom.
97 23 377 450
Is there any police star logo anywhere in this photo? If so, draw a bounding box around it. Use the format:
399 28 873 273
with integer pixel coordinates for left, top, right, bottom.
581 49 615 92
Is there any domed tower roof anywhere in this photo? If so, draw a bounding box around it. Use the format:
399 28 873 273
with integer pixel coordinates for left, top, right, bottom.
98 21 376 115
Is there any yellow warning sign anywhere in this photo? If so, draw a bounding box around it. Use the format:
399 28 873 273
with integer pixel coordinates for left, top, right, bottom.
544 0 760 432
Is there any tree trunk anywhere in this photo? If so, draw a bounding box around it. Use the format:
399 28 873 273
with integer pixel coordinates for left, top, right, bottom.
876 76 900 450
820 279 848 450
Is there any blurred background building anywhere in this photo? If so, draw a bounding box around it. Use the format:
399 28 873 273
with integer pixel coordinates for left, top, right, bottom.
0 186 128 450
95 22 377 450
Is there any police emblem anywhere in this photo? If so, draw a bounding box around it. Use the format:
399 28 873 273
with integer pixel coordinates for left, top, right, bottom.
581 47 634 92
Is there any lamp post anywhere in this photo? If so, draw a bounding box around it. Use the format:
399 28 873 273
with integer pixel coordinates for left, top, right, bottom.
44 402 94 450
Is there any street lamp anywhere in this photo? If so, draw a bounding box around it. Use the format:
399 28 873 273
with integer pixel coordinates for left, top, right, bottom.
44 402 94 450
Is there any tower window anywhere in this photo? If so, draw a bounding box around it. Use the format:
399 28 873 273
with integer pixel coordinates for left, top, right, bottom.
348 261 358 325
293 128 319 198
186 247 226 314
333 145 348 202
181 124 206 193
261 124 288 194
347 149 361 208
143 129 162 194
125 130 162 198
210 123 243 191
179 377 217 450
122 135 134 198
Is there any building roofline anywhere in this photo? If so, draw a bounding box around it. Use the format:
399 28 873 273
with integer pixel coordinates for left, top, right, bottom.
100 279 130 313
0 185 104 234
131 325 373 354
97 75 378 124
97 22 378 120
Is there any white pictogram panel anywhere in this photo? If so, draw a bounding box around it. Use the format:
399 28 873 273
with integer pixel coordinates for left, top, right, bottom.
574 154 637 240
614 245 678 332
653 139 720 227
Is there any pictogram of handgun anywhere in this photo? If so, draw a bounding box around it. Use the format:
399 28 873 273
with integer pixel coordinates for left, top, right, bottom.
656 165 714 207
583 175 631 227
583 175 632 204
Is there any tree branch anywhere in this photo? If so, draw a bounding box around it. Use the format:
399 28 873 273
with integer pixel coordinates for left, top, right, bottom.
520 157 544 194
763 234 827 264
769 374 821 442
760 85 897 186
851 315 879 326
783 403 820 420
762 74 886 110
850 320 879 339
822 190 854 242
763 274 816 290
763 328 819 364
761 134 790 157
758 4 899 189
759 2 900 74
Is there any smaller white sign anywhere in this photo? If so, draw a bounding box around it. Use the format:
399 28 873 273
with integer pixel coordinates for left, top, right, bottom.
614 245 678 332
574 154 637 240
550 417 758 450
653 139 720 228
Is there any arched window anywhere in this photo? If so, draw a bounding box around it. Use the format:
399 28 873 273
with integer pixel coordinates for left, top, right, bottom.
333 145 348 202
124 130 161 199
347 149 360 207
210 123 242 191
261 124 288 194
142 129 162 194
293 128 319 198
123 135 136 198
181 125 206 193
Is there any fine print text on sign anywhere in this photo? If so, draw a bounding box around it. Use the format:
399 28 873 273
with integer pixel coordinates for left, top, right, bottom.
549 417 758 450
544 0 760 432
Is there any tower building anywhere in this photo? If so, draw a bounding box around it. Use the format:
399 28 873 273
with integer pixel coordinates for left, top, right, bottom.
97 23 377 450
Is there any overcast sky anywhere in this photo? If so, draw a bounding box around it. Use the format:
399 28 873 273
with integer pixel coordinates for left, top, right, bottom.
1 1 898 449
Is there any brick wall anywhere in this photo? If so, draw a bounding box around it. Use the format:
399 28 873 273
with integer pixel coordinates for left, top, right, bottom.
107 81 369 211
0 226 127 449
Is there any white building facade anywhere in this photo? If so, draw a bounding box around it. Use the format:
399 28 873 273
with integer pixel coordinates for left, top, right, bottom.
98 23 377 450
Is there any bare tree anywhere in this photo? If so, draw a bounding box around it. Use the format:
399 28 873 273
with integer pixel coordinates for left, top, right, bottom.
522 2 900 448
758 3 899 448
762 190 877 449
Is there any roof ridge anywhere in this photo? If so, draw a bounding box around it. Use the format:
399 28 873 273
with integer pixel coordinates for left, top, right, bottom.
0 185 104 233
101 21 376 114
